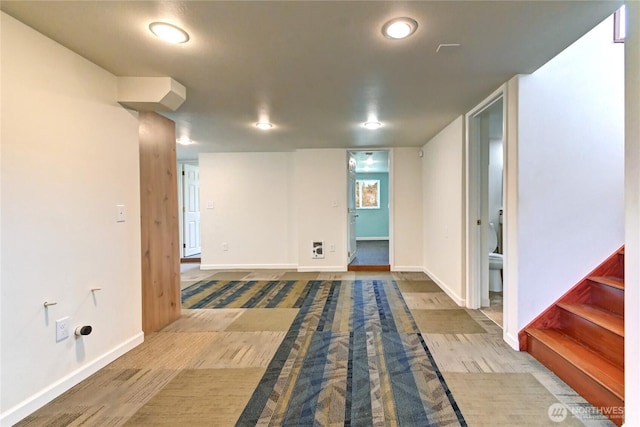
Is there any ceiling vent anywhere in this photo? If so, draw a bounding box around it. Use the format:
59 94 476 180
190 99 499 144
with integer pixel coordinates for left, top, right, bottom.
436 43 461 53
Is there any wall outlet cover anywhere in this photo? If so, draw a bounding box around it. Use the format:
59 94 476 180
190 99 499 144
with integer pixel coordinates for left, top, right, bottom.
56 317 70 342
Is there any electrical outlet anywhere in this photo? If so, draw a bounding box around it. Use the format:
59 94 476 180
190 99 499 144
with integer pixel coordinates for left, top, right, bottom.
222 242 229 251
329 244 336 252
56 317 70 342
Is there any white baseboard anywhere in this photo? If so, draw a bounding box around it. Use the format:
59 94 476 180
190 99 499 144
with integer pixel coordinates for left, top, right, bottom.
200 263 297 270
0 332 144 427
392 266 424 272
356 237 389 241
422 267 466 307
503 330 520 351
297 266 347 272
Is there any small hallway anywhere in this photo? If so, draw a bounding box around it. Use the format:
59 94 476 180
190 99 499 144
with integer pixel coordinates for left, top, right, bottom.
348 151 391 271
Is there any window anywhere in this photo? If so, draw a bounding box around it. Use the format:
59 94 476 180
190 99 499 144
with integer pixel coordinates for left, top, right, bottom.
355 179 380 209
614 5 626 43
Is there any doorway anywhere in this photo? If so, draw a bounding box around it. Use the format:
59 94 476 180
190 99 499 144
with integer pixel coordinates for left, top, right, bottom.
466 88 506 326
179 163 201 263
347 151 391 271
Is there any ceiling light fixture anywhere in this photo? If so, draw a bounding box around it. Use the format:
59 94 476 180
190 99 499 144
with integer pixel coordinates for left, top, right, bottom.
363 121 382 130
176 137 195 145
255 122 273 130
149 22 190 44
365 152 374 165
382 17 418 39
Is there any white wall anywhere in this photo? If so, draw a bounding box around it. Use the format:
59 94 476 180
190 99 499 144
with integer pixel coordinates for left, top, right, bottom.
198 148 423 272
0 12 142 425
422 117 465 304
515 15 625 330
392 148 423 270
625 2 640 424
294 149 347 271
487 101 504 251
199 152 296 269
503 76 520 349
488 137 504 250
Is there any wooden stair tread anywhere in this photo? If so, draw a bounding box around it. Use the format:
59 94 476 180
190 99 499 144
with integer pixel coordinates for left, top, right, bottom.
557 302 624 337
526 328 624 400
589 276 624 290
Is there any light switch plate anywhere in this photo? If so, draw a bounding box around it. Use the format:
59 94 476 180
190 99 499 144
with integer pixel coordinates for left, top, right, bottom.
116 204 126 222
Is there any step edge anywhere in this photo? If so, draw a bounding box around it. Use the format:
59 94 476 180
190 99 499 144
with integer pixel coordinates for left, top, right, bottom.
556 302 625 337
589 276 625 290
526 328 624 399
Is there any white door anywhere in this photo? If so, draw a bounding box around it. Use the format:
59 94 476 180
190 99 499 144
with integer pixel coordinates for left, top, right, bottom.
347 153 357 263
183 164 201 257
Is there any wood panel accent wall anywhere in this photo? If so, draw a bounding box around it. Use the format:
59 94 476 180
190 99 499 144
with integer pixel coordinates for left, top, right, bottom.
139 111 181 334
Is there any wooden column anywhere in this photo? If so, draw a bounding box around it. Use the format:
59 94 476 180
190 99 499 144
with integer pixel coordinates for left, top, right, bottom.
139 111 180 333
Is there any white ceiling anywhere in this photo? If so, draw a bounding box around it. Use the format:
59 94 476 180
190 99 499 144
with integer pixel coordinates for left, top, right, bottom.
1 1 620 160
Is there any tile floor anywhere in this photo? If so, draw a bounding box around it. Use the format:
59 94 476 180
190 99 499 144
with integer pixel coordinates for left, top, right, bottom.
15 267 614 426
481 291 504 327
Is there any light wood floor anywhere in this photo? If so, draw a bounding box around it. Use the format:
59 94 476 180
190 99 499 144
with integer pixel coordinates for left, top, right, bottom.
481 291 504 327
16 267 614 426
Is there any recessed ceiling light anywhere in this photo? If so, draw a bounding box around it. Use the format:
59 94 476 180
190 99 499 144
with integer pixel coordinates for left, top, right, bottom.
176 137 195 145
363 121 382 130
149 22 190 44
255 122 273 130
382 17 418 39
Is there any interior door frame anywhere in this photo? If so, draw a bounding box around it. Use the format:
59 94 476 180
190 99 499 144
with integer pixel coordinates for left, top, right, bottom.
177 161 200 258
346 149 394 269
182 163 201 257
465 85 507 310
347 152 358 263
177 162 185 258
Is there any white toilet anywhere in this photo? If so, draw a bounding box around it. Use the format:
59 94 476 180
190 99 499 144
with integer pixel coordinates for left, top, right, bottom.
488 222 503 292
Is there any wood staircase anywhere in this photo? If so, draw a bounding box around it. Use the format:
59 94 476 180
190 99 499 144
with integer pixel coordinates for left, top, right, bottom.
519 247 624 426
